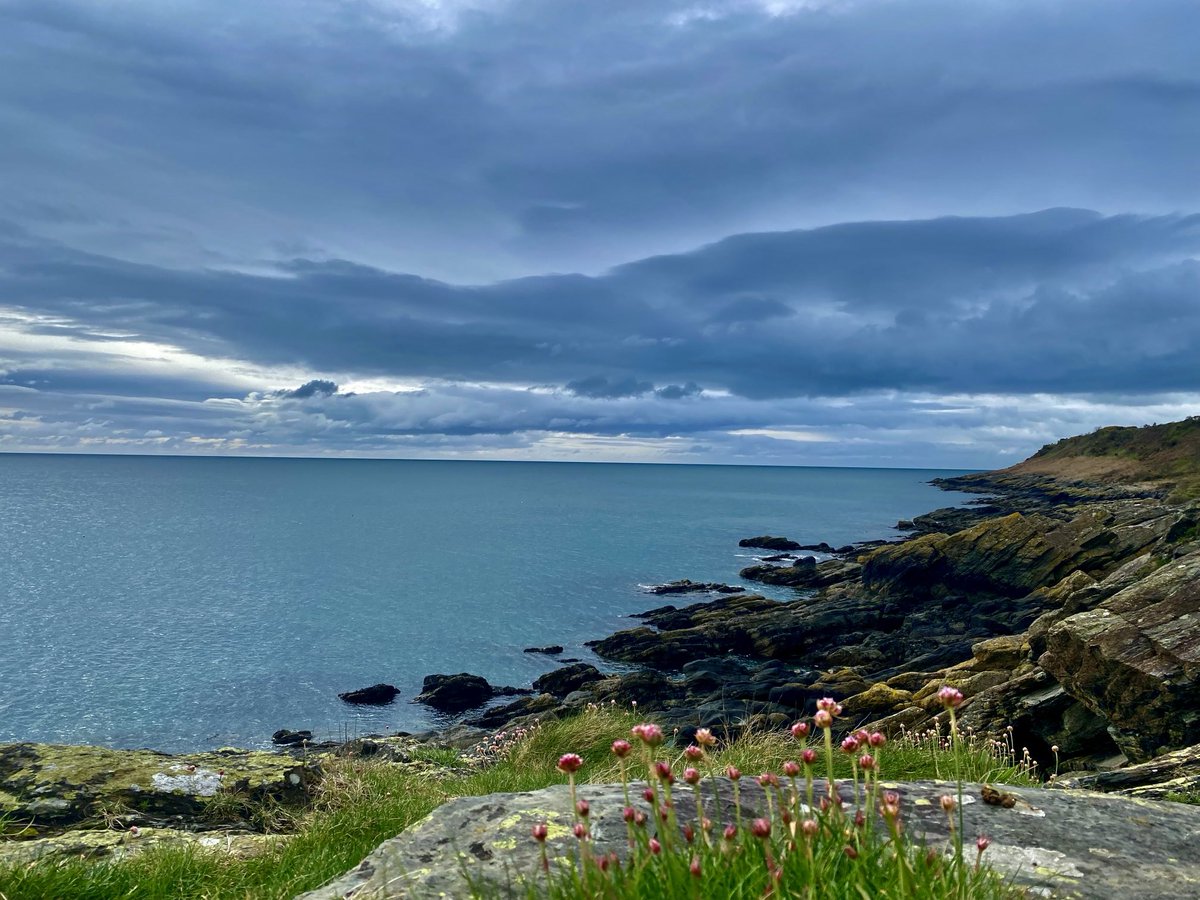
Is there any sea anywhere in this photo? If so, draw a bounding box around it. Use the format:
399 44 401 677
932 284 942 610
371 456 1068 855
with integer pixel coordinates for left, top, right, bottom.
0 455 971 751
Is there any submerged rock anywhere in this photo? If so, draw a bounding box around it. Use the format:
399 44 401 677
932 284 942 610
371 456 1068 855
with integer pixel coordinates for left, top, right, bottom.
521 645 564 655
296 777 1200 900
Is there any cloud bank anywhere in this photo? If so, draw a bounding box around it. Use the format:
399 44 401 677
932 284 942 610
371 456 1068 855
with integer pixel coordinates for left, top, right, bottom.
1 0 1198 465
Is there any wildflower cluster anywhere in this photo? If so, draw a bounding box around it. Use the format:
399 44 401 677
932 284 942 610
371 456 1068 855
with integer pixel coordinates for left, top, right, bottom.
464 722 541 764
530 689 1012 898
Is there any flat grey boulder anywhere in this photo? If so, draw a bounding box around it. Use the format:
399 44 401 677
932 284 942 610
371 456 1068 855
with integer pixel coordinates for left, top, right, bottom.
295 778 1200 899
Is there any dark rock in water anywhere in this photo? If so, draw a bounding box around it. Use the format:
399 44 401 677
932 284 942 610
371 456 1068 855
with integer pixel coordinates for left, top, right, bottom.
740 556 816 585
760 553 795 562
271 729 313 746
522 645 564 655
646 579 745 595
738 535 801 551
338 683 400 705
532 663 604 697
740 557 860 589
413 674 495 713
296 777 1200 900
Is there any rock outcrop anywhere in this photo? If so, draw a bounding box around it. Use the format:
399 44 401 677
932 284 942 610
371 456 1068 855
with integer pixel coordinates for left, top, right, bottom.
296 778 1200 900
413 673 497 713
1040 548 1200 761
0 743 317 833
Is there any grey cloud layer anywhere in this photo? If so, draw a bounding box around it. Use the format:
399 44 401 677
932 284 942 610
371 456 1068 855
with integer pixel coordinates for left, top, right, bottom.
2 0 1199 278
4 209 1199 404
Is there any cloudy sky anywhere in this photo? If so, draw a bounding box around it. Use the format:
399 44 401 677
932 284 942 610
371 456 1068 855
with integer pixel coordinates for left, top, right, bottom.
1 0 1198 466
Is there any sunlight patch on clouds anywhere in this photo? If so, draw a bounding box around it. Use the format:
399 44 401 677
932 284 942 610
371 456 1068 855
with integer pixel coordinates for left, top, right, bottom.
728 428 834 443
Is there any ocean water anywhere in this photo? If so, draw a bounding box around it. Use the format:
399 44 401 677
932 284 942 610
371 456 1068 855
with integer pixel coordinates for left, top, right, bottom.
0 455 970 751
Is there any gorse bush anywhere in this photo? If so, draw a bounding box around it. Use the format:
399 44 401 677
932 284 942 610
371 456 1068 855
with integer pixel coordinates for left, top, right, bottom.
520 689 1022 899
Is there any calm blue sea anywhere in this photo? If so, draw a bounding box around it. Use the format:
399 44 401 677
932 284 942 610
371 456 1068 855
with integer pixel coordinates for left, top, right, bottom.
0 455 969 751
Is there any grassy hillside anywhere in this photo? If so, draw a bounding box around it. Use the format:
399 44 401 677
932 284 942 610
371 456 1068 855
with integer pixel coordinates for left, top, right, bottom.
1012 416 1200 501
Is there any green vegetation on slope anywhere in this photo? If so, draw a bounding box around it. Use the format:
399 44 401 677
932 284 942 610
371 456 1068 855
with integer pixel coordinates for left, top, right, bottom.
1018 415 1200 500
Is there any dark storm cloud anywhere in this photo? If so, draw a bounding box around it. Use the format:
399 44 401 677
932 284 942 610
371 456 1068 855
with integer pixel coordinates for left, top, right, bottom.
1 0 1199 279
3 210 1199 404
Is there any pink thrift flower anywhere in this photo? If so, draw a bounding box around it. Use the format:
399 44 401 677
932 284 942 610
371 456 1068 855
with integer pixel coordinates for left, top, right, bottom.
557 753 583 774
576 799 590 818
791 721 810 739
649 838 662 855
801 819 818 837
724 823 738 840
726 765 742 781
632 723 665 746
802 748 818 765
858 753 875 771
813 710 833 729
690 855 702 878
841 735 860 753
684 744 704 762
694 727 717 747
683 767 701 785
937 686 964 708
611 739 632 758
751 818 771 839
573 823 587 840
532 823 548 842
868 731 886 748
783 760 800 777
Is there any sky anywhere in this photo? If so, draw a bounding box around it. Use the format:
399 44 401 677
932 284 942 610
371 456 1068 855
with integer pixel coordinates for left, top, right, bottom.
1 0 1199 467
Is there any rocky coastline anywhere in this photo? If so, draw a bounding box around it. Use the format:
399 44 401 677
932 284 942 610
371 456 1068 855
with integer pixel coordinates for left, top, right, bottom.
5 419 1200 871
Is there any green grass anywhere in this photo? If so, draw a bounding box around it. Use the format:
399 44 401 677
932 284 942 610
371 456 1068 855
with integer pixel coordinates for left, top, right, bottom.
0 706 1033 900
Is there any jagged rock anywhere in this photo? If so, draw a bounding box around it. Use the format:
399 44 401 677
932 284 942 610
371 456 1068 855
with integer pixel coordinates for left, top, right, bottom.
337 683 400 705
531 663 604 697
1056 741 1200 799
463 694 562 729
522 645 564 655
296 778 1200 900
738 535 802 550
0 743 316 832
413 673 495 713
1040 548 1200 761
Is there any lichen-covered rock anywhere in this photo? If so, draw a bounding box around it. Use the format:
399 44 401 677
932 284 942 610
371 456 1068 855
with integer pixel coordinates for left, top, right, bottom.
1040 548 1200 761
0 826 283 866
295 778 1200 900
0 743 316 832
